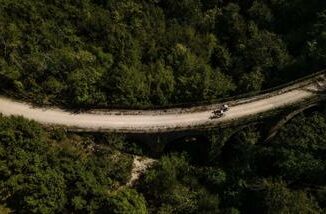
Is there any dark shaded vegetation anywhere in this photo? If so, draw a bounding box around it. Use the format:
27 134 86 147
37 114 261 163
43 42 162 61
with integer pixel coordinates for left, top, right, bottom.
0 115 148 213
0 0 325 108
0 105 326 213
164 135 211 165
136 107 326 213
1 0 326 213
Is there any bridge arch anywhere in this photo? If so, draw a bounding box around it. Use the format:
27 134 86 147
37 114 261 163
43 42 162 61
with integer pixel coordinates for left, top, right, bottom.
264 103 322 143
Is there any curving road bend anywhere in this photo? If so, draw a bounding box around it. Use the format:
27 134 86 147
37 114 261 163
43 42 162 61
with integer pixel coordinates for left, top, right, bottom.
0 76 325 133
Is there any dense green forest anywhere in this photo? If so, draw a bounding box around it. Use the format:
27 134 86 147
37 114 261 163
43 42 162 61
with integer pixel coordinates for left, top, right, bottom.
137 107 326 213
1 0 326 213
0 0 325 107
0 115 147 213
1 106 326 213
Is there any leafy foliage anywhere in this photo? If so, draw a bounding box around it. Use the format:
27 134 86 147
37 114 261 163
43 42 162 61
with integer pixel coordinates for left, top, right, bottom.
0 0 324 107
0 115 147 213
137 108 326 213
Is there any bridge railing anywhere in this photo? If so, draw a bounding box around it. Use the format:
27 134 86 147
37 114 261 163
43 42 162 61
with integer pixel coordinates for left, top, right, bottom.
91 69 326 111
2 69 325 111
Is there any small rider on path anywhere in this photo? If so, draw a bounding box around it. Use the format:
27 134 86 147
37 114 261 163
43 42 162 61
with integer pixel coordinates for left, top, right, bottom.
222 104 229 111
210 104 229 119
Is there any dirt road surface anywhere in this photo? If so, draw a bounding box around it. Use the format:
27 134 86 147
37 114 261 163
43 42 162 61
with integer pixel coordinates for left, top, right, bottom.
0 76 325 133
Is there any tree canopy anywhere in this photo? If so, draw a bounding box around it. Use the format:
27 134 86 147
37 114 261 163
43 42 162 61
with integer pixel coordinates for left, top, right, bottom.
0 0 324 108
0 115 146 213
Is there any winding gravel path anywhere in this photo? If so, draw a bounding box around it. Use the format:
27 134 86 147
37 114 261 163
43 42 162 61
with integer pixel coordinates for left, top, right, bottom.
0 75 325 133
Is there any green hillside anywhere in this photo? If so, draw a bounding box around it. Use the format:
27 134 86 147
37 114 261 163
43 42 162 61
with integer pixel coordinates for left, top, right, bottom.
0 0 325 108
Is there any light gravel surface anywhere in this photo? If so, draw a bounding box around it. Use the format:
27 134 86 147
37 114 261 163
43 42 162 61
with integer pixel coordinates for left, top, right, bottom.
127 156 156 186
0 78 325 133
